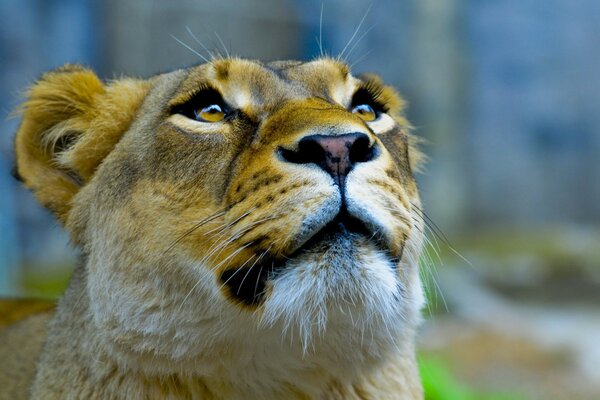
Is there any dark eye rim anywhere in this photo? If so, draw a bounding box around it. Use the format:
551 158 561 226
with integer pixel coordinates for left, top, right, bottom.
349 87 387 119
170 88 233 122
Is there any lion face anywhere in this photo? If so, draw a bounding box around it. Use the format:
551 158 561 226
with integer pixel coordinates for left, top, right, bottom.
15 58 424 375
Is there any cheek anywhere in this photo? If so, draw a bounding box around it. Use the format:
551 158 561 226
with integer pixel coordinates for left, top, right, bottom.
149 126 242 196
345 153 414 255
395 222 426 317
87 251 235 361
84 192 237 358
377 131 414 185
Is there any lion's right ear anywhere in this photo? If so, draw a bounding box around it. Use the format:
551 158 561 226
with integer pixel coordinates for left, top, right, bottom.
14 65 150 223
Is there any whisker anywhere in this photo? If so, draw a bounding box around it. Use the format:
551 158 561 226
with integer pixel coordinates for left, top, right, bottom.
218 253 257 289
406 207 449 314
209 240 256 275
338 3 373 61
411 201 472 266
185 26 217 61
177 240 259 314
253 264 266 300
409 213 442 256
410 202 450 245
203 215 277 267
419 232 448 313
349 47 373 71
318 2 325 57
170 34 209 63
344 23 376 62
182 211 258 269
214 32 230 58
236 246 273 296
204 207 256 236
200 229 248 267
162 210 226 256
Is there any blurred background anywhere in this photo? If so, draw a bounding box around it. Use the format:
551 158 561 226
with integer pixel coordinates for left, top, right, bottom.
1 0 599 398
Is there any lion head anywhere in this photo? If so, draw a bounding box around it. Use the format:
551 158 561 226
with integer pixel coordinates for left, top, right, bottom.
15 58 425 393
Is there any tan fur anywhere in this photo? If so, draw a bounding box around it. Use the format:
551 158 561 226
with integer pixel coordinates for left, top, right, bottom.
2 58 425 399
15 65 150 224
0 303 54 399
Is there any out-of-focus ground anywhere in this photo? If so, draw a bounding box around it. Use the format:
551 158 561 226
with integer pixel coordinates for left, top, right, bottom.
17 227 600 399
419 227 600 399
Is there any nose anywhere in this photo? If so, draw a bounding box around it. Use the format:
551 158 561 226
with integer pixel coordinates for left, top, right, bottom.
279 132 378 188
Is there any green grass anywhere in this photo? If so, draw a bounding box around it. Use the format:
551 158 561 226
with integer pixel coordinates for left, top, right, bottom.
19 264 73 298
419 356 525 400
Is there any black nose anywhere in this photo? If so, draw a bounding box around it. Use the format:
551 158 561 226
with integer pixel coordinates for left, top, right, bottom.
279 132 377 188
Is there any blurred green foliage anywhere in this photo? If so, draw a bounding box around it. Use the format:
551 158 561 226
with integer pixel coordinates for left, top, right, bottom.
19 265 72 298
419 356 525 400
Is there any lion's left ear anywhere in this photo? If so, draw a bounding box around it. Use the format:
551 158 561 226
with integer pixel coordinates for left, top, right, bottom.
14 64 150 223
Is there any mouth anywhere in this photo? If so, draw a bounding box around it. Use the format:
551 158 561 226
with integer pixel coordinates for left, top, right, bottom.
219 209 395 306
296 208 388 254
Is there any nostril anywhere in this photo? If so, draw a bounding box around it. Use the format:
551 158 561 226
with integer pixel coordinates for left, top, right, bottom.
279 138 325 165
278 132 378 187
349 134 376 164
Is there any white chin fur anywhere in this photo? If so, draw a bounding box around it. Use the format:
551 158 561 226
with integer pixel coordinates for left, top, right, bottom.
259 243 408 353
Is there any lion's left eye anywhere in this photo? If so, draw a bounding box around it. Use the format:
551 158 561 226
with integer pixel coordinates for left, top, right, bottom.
351 103 378 122
195 104 225 123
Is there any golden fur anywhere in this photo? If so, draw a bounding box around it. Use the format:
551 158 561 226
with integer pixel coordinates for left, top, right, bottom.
2 58 425 399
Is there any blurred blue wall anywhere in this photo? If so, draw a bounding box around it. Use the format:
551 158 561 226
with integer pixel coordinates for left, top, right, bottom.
0 0 102 294
467 0 600 225
1 0 599 296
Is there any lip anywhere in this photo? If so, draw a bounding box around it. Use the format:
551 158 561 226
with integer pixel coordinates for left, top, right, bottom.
288 199 390 251
219 208 396 306
291 208 390 257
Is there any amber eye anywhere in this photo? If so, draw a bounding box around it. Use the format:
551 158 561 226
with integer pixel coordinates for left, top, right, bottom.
351 103 377 122
195 104 225 122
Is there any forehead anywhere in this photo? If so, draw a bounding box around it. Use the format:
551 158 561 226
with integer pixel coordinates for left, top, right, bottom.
173 58 359 112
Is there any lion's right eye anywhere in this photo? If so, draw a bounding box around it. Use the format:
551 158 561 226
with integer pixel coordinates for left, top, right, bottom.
195 104 225 123
172 88 231 123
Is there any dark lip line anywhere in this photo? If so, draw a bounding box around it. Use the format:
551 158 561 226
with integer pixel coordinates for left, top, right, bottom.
264 209 395 281
291 206 401 264
219 209 400 306
291 209 386 256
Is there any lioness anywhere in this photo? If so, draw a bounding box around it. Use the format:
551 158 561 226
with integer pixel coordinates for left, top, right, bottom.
1 58 425 399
